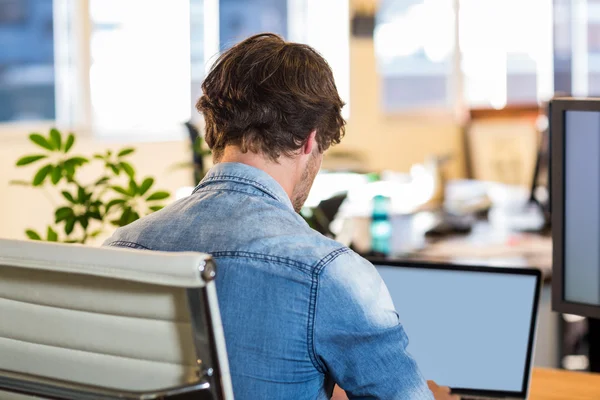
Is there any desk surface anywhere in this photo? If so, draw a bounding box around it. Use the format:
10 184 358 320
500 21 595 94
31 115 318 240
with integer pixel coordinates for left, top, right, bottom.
331 368 600 399
406 219 553 281
350 213 553 281
530 368 600 400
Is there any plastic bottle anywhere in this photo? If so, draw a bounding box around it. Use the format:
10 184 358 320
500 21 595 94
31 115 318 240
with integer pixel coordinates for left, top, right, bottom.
370 194 392 256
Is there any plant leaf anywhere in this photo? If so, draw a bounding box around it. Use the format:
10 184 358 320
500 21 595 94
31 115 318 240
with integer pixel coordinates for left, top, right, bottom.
9 179 31 186
109 164 120 175
95 176 110 186
105 198 126 213
117 207 133 227
120 161 135 178
77 186 86 204
87 209 103 220
47 226 58 242
61 191 76 203
32 164 53 186
65 218 76 235
89 229 103 238
63 161 75 178
149 205 164 212
146 191 170 201
26 229 41 240
55 207 74 222
93 154 105 160
139 177 154 196
111 186 131 196
64 133 75 153
78 216 89 229
67 156 88 166
49 128 62 151
29 133 54 151
118 148 135 157
50 165 62 184
128 179 138 196
16 154 47 166
129 211 140 224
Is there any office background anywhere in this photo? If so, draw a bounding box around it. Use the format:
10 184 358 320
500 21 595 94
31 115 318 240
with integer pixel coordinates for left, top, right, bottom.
0 0 598 373
2 0 582 238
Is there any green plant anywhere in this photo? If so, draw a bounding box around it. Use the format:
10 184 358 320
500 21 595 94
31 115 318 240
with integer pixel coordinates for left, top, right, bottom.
13 128 170 244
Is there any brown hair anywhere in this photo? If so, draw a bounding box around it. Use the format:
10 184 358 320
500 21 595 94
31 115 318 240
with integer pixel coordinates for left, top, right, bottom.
197 33 345 162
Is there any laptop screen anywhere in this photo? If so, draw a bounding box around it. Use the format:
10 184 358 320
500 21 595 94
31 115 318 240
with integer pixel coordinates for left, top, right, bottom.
374 263 538 393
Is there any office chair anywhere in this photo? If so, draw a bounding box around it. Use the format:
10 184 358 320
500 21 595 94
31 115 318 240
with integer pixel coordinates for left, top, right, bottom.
0 238 234 400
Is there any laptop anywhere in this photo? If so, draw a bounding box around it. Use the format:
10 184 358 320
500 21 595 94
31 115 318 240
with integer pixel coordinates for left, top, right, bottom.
368 259 541 400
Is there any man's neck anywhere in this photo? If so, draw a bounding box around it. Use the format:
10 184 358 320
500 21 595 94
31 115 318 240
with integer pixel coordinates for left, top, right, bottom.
218 147 298 200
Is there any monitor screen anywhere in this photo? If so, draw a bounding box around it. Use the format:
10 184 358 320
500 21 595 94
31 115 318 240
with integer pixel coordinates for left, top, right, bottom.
564 110 600 306
375 265 538 392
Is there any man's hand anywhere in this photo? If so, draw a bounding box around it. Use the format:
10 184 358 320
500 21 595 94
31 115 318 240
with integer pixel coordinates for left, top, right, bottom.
427 381 460 400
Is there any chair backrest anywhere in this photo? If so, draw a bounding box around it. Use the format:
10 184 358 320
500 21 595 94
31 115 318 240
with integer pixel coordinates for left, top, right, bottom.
0 238 233 400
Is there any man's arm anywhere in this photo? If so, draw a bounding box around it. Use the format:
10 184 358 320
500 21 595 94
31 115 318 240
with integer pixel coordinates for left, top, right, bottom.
313 251 434 399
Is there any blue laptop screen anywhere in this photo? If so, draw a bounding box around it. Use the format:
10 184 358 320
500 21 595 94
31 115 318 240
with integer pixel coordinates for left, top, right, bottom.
375 265 538 392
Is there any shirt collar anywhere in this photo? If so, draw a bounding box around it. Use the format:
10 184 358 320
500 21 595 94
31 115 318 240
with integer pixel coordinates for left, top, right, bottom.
194 162 294 210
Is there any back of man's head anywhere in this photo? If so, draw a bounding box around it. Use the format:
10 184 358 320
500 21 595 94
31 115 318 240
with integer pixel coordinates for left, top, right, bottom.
197 33 345 162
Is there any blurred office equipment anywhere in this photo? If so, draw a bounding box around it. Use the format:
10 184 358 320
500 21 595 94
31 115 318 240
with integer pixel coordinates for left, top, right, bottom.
371 260 541 400
462 106 550 233
184 121 213 184
351 3 375 37
527 107 551 232
464 107 541 187
529 110 551 214
0 239 233 399
550 97 600 372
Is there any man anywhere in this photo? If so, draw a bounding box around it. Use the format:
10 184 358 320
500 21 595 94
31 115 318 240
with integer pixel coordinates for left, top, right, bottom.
105 33 457 400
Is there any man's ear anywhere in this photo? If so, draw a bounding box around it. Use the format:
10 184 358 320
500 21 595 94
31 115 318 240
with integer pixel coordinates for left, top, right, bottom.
302 130 318 155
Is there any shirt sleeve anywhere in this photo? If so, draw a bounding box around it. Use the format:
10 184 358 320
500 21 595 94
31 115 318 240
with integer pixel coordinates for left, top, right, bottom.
313 250 434 400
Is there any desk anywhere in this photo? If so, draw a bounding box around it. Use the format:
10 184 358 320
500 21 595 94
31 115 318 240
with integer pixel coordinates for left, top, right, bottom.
331 368 600 400
530 368 600 400
346 211 552 278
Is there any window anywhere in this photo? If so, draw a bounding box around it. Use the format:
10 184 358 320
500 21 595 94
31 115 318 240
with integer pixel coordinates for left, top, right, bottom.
459 0 553 108
555 0 600 97
1 0 349 136
190 0 206 114
89 0 196 139
218 0 350 117
88 0 349 137
375 0 455 111
0 0 56 123
219 0 288 50
375 0 554 112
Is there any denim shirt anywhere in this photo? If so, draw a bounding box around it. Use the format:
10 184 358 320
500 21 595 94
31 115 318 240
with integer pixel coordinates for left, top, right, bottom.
104 162 433 400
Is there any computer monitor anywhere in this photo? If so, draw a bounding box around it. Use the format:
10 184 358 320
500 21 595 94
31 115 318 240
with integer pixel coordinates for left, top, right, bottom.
370 260 541 399
551 97 600 319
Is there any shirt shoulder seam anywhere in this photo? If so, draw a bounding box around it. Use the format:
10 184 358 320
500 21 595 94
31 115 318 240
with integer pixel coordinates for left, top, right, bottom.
106 240 151 250
211 251 312 273
307 247 352 373
194 186 274 200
